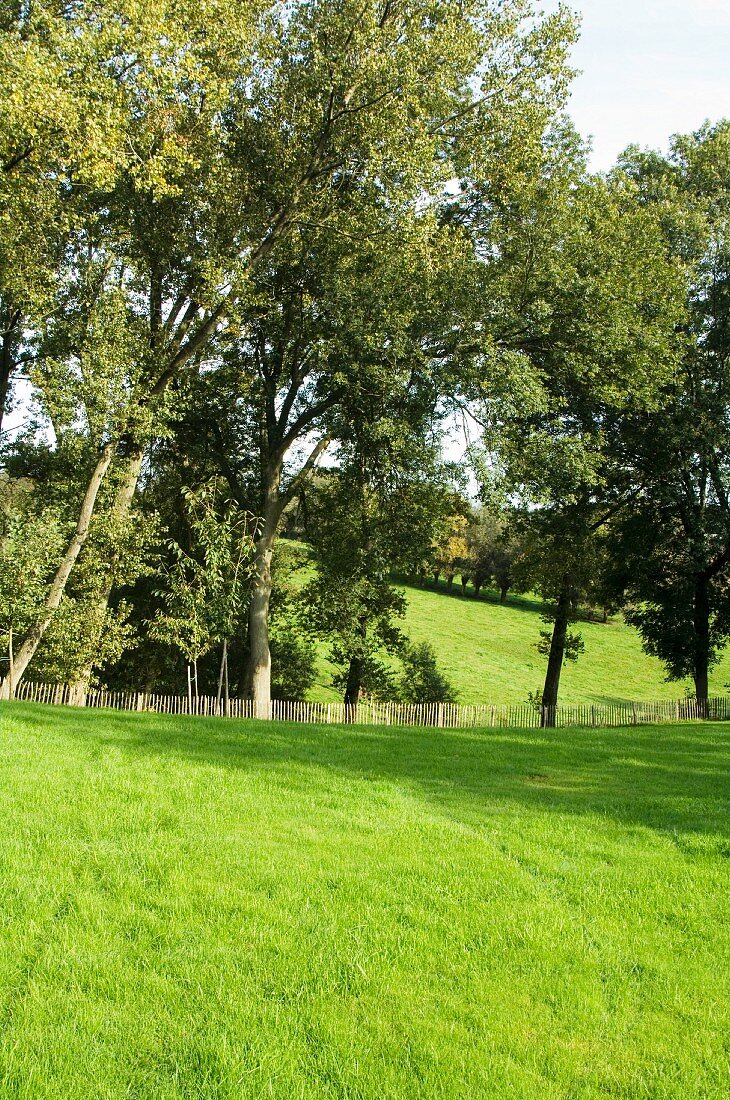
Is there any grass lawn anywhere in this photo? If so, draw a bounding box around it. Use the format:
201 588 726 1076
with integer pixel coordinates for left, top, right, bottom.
0 704 728 1098
308 579 730 705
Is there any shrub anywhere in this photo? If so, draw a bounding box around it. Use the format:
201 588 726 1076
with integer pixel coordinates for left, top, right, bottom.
398 641 458 704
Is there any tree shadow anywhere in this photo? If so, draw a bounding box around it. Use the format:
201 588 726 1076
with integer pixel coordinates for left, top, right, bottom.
7 703 729 843
396 577 547 616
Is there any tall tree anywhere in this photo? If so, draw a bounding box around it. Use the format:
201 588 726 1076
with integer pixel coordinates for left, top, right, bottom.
2 0 577 696
304 406 452 709
0 1 133 431
609 122 730 712
462 124 685 722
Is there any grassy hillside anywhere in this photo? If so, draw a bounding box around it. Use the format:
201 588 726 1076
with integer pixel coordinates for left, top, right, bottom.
307 578 730 705
0 703 727 1098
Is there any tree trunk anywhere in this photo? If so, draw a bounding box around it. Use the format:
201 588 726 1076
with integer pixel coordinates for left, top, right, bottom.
541 584 571 729
244 460 282 716
473 580 482 599
216 639 228 709
245 531 275 716
67 448 145 706
0 299 20 436
343 617 368 722
446 573 454 591
244 437 330 716
500 585 509 604
343 656 363 705
0 441 117 698
693 574 711 718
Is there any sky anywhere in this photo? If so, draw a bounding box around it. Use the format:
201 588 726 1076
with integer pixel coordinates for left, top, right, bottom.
550 0 730 170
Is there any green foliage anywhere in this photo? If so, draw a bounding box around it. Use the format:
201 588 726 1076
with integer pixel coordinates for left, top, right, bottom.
609 123 730 696
460 121 687 709
537 626 584 664
397 641 458 704
462 508 523 599
431 511 470 585
0 480 66 661
268 541 318 701
269 632 317 702
32 598 138 687
150 480 255 665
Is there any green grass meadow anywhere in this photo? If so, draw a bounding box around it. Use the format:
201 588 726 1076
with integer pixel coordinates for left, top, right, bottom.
0 703 728 1098
308 578 730 705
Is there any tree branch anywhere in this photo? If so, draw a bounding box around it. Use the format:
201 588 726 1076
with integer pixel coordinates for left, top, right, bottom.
280 435 332 507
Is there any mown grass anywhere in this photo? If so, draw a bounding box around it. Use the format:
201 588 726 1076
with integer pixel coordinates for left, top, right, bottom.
308 578 730 705
0 703 728 1098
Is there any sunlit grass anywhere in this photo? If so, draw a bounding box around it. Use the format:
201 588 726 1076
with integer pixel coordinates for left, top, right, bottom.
308 578 730 705
0 703 727 1098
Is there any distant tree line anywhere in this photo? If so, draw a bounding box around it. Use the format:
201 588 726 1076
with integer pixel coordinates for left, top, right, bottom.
1 3 729 724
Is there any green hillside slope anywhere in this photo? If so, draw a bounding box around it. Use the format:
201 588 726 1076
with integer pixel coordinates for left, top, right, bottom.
308 580 730 705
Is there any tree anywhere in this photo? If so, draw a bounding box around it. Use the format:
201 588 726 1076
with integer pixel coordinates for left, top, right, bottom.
608 122 730 712
0 1 132 432
465 508 522 601
431 508 470 590
149 480 254 704
304 405 451 710
397 642 457 704
0 479 65 692
1 0 578 698
463 124 685 723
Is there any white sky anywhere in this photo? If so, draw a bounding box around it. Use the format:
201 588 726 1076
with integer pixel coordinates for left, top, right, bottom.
550 0 730 170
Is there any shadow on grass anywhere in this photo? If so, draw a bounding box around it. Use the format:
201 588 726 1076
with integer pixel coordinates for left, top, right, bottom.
6 702 730 841
396 578 622 626
395 577 548 617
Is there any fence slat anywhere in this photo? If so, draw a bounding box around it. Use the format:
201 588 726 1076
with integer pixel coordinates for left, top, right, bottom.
10 683 730 732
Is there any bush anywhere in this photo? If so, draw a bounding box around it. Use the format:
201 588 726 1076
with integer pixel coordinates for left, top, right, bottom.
398 641 458 704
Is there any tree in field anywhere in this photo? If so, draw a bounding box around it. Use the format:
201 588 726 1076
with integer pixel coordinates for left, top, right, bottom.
607 122 730 712
397 642 458 705
463 124 686 723
465 508 523 601
224 211 461 707
511 505 606 718
304 404 452 708
430 506 471 590
1 0 578 698
143 206 471 707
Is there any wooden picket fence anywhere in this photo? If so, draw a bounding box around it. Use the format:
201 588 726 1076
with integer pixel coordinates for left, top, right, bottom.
8 680 730 729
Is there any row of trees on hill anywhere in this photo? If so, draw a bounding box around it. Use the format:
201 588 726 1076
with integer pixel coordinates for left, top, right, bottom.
1 3 729 723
